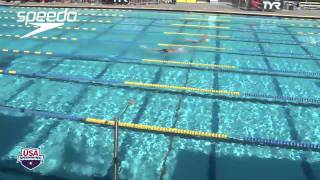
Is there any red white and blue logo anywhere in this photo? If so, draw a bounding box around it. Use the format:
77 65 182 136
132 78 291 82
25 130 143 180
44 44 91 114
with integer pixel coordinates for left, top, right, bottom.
16 148 44 170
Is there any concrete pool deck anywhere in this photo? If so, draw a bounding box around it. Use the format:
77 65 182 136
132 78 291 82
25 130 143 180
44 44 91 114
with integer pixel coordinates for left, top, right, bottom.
0 1 320 19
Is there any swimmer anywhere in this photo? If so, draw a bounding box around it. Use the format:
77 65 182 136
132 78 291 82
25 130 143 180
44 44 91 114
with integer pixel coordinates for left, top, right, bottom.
141 45 187 53
179 34 210 44
154 47 186 53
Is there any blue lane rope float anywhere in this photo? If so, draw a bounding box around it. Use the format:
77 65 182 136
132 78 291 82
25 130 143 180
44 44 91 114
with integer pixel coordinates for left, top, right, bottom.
239 137 320 150
243 92 320 104
237 48 319 59
0 104 319 152
0 69 320 107
241 67 320 78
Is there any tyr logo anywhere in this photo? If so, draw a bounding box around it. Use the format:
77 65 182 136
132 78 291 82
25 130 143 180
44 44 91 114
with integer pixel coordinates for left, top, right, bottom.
263 1 281 10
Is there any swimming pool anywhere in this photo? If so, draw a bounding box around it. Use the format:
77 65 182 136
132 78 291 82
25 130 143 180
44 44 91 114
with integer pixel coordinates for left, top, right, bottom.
0 5 320 179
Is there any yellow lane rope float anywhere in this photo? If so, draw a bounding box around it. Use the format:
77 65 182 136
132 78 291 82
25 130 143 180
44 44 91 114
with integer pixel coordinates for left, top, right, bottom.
172 24 230 29
0 34 78 41
85 118 228 139
142 59 237 69
124 81 241 96
181 18 232 22
158 43 229 51
0 103 319 152
0 16 111 24
0 67 240 96
0 70 17 74
1 48 53 55
297 32 320 35
1 24 97 31
163 32 231 39
290 23 320 28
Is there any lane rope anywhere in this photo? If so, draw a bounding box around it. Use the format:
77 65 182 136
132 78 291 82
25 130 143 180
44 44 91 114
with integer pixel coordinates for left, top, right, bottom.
1 48 320 80
123 81 241 96
142 59 237 69
1 23 97 31
171 24 230 29
163 32 231 39
0 104 319 152
0 15 111 24
0 33 78 41
1 48 53 55
0 69 319 106
158 43 229 51
181 17 231 22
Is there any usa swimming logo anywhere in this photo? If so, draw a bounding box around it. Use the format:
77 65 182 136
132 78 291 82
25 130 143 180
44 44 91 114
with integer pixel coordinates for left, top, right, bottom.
16 9 78 39
17 148 44 170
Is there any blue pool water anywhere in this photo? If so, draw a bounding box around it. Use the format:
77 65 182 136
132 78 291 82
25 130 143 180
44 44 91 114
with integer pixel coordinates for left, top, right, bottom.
0 5 320 180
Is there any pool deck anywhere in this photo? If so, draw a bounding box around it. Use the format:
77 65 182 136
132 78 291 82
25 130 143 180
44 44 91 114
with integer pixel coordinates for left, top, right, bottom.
0 1 320 19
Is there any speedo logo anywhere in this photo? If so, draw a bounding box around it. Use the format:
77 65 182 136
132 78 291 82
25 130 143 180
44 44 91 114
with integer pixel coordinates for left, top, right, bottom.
17 9 78 39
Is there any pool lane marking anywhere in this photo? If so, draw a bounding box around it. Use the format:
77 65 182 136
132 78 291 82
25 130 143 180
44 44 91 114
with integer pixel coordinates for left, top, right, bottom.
158 43 229 51
142 59 237 69
163 32 231 39
1 48 53 55
0 34 78 41
1 24 97 32
181 18 231 22
124 81 241 96
171 24 230 29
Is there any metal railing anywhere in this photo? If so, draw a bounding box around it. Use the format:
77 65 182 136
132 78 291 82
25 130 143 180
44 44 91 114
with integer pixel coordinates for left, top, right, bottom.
112 100 135 180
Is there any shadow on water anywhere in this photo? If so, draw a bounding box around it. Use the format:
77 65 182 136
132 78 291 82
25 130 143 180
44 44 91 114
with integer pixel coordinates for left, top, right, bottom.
0 113 70 180
40 60 56 67
0 112 66 179
0 112 34 158
0 55 16 69
316 81 320 88
171 149 320 180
